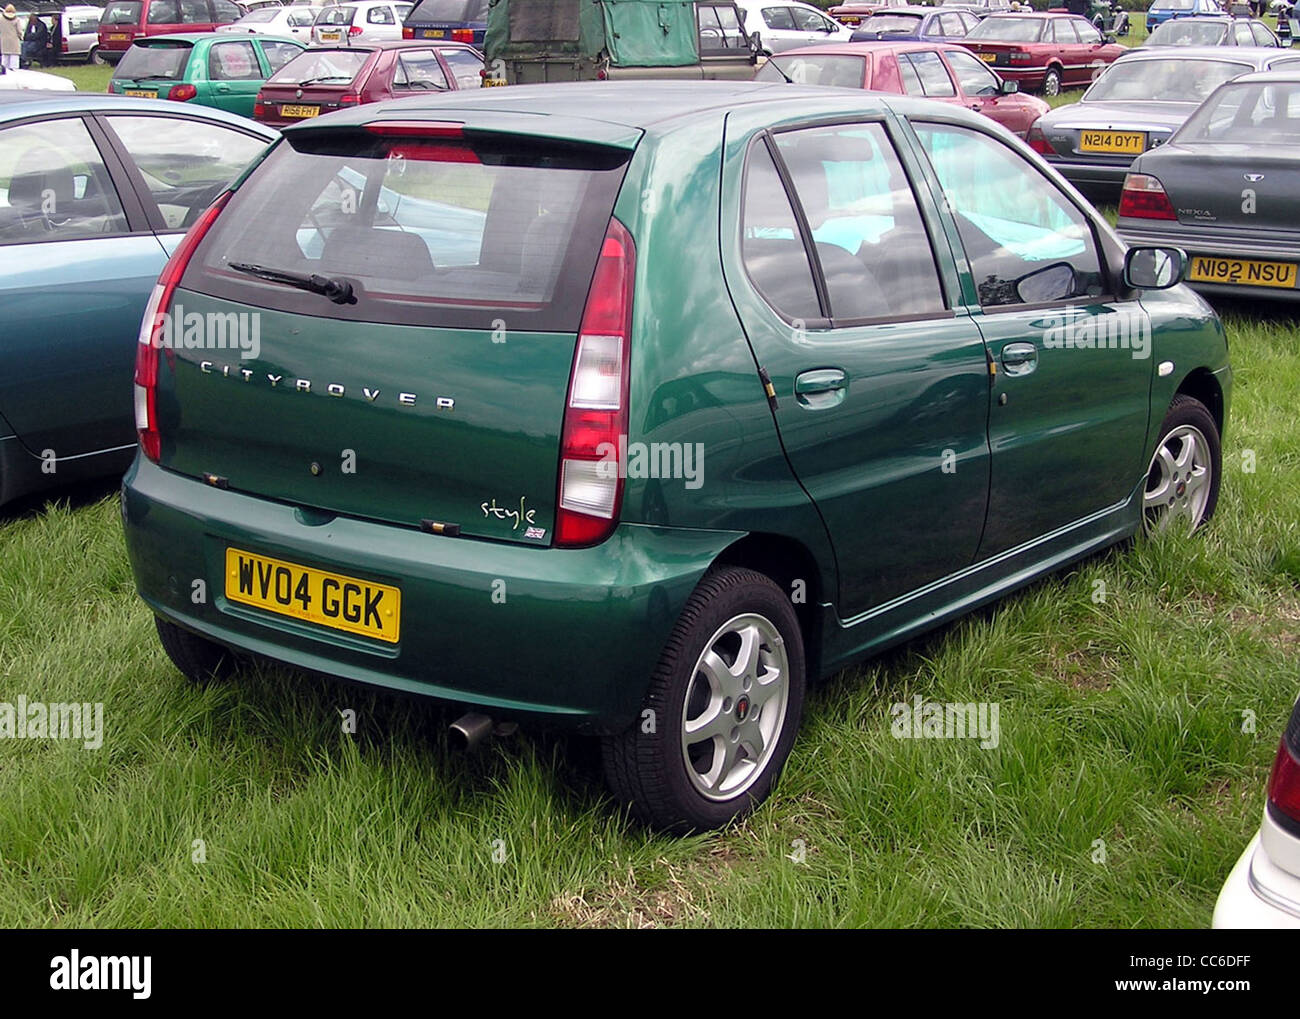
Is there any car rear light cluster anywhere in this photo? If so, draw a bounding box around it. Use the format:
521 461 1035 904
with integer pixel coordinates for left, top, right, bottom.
168 83 197 102
1267 702 1300 835
1025 123 1053 156
1119 173 1177 221
253 96 265 118
340 93 360 106
402 26 413 38
134 192 231 463
451 28 474 42
556 218 635 548
349 24 362 35
1008 50 1032 63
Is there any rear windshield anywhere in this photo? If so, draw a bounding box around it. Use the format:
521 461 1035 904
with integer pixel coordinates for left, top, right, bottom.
967 16 1043 41
1084 58 1246 104
755 53 865 87
406 0 487 22
1179 80 1300 143
236 7 281 22
114 41 191 77
858 13 922 33
1145 19 1225 46
316 5 356 24
101 1 143 24
268 48 368 83
186 131 631 332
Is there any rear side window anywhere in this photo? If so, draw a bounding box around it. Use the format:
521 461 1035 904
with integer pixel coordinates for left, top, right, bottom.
209 40 261 80
900 51 955 97
186 132 630 332
146 0 179 23
773 122 945 320
741 139 822 322
367 5 396 24
0 118 128 244
440 46 484 88
317 6 357 25
393 49 448 89
260 40 302 73
101 1 143 25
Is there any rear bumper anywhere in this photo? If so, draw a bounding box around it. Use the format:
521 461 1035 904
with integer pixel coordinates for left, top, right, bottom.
1044 158 1129 189
121 456 743 732
1119 222 1300 301
1213 831 1300 929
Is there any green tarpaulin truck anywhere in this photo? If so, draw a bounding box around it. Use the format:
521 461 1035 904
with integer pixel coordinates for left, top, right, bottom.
483 0 761 83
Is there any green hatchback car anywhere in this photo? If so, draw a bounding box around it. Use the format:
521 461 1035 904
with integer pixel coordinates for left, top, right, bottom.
122 81 1230 832
108 33 305 117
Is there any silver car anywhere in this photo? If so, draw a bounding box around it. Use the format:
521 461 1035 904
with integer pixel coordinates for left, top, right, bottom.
735 0 853 52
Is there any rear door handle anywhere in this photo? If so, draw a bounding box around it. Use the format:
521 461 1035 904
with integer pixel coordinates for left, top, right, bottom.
1000 342 1038 377
215 84 231 92
794 368 847 409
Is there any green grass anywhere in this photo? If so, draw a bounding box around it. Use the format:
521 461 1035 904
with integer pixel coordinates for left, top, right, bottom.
44 61 112 93
1 306 1297 928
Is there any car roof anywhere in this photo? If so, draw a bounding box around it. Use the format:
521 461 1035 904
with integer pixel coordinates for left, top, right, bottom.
303 39 478 51
981 10 1079 17
868 7 936 14
1231 68 1300 83
0 90 280 135
774 40 954 55
1116 44 1285 60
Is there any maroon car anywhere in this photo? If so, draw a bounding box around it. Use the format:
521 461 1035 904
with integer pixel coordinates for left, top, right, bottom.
959 12 1125 96
755 41 1050 138
253 40 483 128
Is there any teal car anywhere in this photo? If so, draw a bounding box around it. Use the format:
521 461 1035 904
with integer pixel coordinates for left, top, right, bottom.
122 81 1230 832
109 33 305 117
0 91 275 507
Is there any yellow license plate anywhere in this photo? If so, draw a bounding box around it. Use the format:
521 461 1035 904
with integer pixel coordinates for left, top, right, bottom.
320 30 341 40
1079 130 1146 154
225 548 401 643
279 103 320 118
482 77 506 86
841 15 861 23
979 52 997 62
124 89 157 98
111 32 130 40
423 28 444 36
1188 256 1298 289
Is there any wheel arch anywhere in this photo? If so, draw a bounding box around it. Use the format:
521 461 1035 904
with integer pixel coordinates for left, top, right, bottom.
1174 367 1224 436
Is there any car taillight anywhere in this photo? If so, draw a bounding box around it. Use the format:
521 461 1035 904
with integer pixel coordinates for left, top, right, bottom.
61 39 68 51
134 192 231 463
340 92 359 105
1268 703 1300 832
349 24 362 35
1119 173 1177 221
556 218 635 548
402 25 413 37
452 28 473 42
1025 122 1053 156
253 95 265 118
168 83 197 101
1008 49 1031 63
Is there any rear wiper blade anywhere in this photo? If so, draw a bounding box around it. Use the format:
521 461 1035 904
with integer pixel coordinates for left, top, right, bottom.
227 261 356 305
293 75 352 85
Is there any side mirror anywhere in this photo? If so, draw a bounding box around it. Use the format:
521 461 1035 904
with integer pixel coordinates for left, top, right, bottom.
999 78 1018 94
1016 261 1078 303
1124 246 1186 290
749 29 763 57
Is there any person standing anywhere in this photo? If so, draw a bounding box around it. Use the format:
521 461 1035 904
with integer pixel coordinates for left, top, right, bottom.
0 5 23 72
23 12 49 67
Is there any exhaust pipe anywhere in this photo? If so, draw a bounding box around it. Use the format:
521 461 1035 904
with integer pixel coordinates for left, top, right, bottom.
449 712 494 751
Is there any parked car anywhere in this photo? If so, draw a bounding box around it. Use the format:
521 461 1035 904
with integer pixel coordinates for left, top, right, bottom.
401 0 488 47
1146 0 1223 32
1118 69 1300 300
0 64 76 89
0 91 274 509
943 0 1016 16
58 5 105 63
109 33 305 116
1027 47 1298 191
960 12 1126 95
827 2 887 27
485 0 760 84
96 0 245 63
1215 694 1300 928
121 80 1228 831
850 6 980 42
735 0 853 52
311 0 411 44
756 40 1048 136
216 4 321 39
1145 13 1281 45
254 39 479 125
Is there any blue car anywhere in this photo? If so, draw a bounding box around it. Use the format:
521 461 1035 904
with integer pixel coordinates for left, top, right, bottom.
402 0 489 46
0 93 275 508
850 5 981 41
1146 0 1223 33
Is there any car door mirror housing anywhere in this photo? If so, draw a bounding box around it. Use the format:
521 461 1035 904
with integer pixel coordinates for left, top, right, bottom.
1124 246 1186 290
1015 261 1078 303
999 78 1018 94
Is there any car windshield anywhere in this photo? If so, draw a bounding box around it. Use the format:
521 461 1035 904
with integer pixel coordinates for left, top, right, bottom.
315 5 356 25
967 16 1043 41
858 13 922 32
268 47 367 82
1157 0 1195 9
113 41 191 78
236 8 281 22
1146 19 1226 45
1084 58 1247 103
1178 79 1300 143
755 53 865 85
100 0 142 24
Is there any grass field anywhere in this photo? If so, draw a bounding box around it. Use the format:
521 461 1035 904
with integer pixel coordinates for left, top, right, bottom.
4 44 1299 931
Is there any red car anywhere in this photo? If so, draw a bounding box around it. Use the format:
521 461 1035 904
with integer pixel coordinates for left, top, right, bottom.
97 0 243 64
254 40 483 128
755 41 1050 137
827 3 888 27
959 12 1125 96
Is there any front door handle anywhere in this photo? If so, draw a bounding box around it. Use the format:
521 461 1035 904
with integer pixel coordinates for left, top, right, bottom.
1000 342 1038 377
794 368 847 409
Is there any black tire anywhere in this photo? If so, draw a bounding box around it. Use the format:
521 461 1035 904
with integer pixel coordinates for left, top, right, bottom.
155 616 235 684
1143 394 1222 535
601 566 806 833
1042 67 1062 97
87 46 100 65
